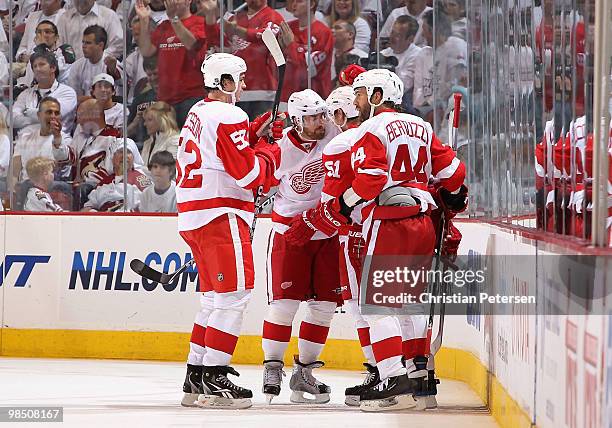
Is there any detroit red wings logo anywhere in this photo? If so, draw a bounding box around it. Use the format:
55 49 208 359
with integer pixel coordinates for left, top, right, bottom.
289 160 325 194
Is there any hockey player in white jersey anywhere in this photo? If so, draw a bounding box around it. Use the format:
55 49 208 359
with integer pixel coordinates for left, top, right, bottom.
284 69 467 411
177 53 282 410
285 86 378 405
260 89 342 404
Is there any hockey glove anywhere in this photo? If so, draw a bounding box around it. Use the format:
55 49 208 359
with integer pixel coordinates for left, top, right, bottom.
253 141 281 194
346 229 365 270
441 221 462 262
437 184 468 218
338 64 366 86
249 111 286 146
284 212 318 246
311 198 351 236
284 198 351 246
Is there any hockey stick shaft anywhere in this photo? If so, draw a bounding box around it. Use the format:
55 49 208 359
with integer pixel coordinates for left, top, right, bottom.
429 92 462 355
130 191 277 284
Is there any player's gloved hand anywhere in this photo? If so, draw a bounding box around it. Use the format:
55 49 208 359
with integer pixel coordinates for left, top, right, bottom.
254 138 281 168
441 220 461 262
253 140 281 194
249 111 286 146
311 198 350 236
346 229 365 270
284 211 318 246
437 184 468 218
284 198 350 246
338 64 366 86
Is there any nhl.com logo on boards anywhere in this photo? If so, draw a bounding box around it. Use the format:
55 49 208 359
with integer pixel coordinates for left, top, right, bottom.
0 252 200 291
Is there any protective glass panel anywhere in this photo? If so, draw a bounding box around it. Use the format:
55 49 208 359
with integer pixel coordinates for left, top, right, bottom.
1 0 608 243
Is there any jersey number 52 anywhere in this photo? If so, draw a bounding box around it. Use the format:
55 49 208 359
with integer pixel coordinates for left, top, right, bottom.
176 137 203 188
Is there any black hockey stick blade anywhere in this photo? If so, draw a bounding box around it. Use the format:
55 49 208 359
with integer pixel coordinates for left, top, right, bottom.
271 63 286 122
130 258 195 285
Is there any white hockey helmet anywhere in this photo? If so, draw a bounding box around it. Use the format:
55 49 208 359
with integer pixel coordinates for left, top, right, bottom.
352 69 404 114
201 53 247 102
326 86 359 126
287 89 328 132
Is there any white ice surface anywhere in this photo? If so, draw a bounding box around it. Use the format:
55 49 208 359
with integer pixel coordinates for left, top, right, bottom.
0 358 498 427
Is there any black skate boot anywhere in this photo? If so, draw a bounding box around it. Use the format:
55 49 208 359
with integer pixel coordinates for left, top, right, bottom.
181 364 204 407
408 355 437 410
344 363 380 406
289 355 331 404
262 359 286 404
359 373 418 412
197 366 253 409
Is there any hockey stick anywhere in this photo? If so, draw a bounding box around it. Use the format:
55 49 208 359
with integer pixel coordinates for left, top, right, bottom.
130 191 277 284
247 27 286 239
429 92 462 356
261 27 286 127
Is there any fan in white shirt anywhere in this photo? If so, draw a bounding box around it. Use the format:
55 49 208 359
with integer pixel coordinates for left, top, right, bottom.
12 50 77 134
67 25 123 104
139 150 177 213
12 97 72 185
380 15 421 93
326 0 371 53
90 73 125 130
16 20 75 87
379 0 431 46
23 157 64 212
56 0 123 59
141 101 180 166
15 0 65 62
330 20 368 81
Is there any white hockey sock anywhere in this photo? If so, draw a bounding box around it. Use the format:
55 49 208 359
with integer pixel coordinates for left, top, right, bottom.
202 290 251 367
345 299 375 365
298 301 336 364
262 299 300 361
187 292 214 365
366 315 406 380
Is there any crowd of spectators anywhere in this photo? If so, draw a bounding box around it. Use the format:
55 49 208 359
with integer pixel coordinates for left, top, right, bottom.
0 0 468 213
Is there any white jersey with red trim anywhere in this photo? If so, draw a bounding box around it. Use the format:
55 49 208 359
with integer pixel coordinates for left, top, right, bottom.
348 109 465 226
24 187 64 212
176 99 266 232
271 121 341 237
320 126 362 225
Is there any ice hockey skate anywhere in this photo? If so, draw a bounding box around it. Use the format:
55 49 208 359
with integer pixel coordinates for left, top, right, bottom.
359 374 418 412
262 359 286 404
181 364 204 407
196 366 253 409
344 363 380 406
408 356 438 410
289 355 331 404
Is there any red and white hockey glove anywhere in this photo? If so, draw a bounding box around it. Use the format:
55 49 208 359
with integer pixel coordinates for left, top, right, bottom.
249 111 286 146
253 140 281 194
284 212 318 246
338 64 366 86
313 198 351 235
441 220 462 262
284 198 351 246
347 229 365 271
